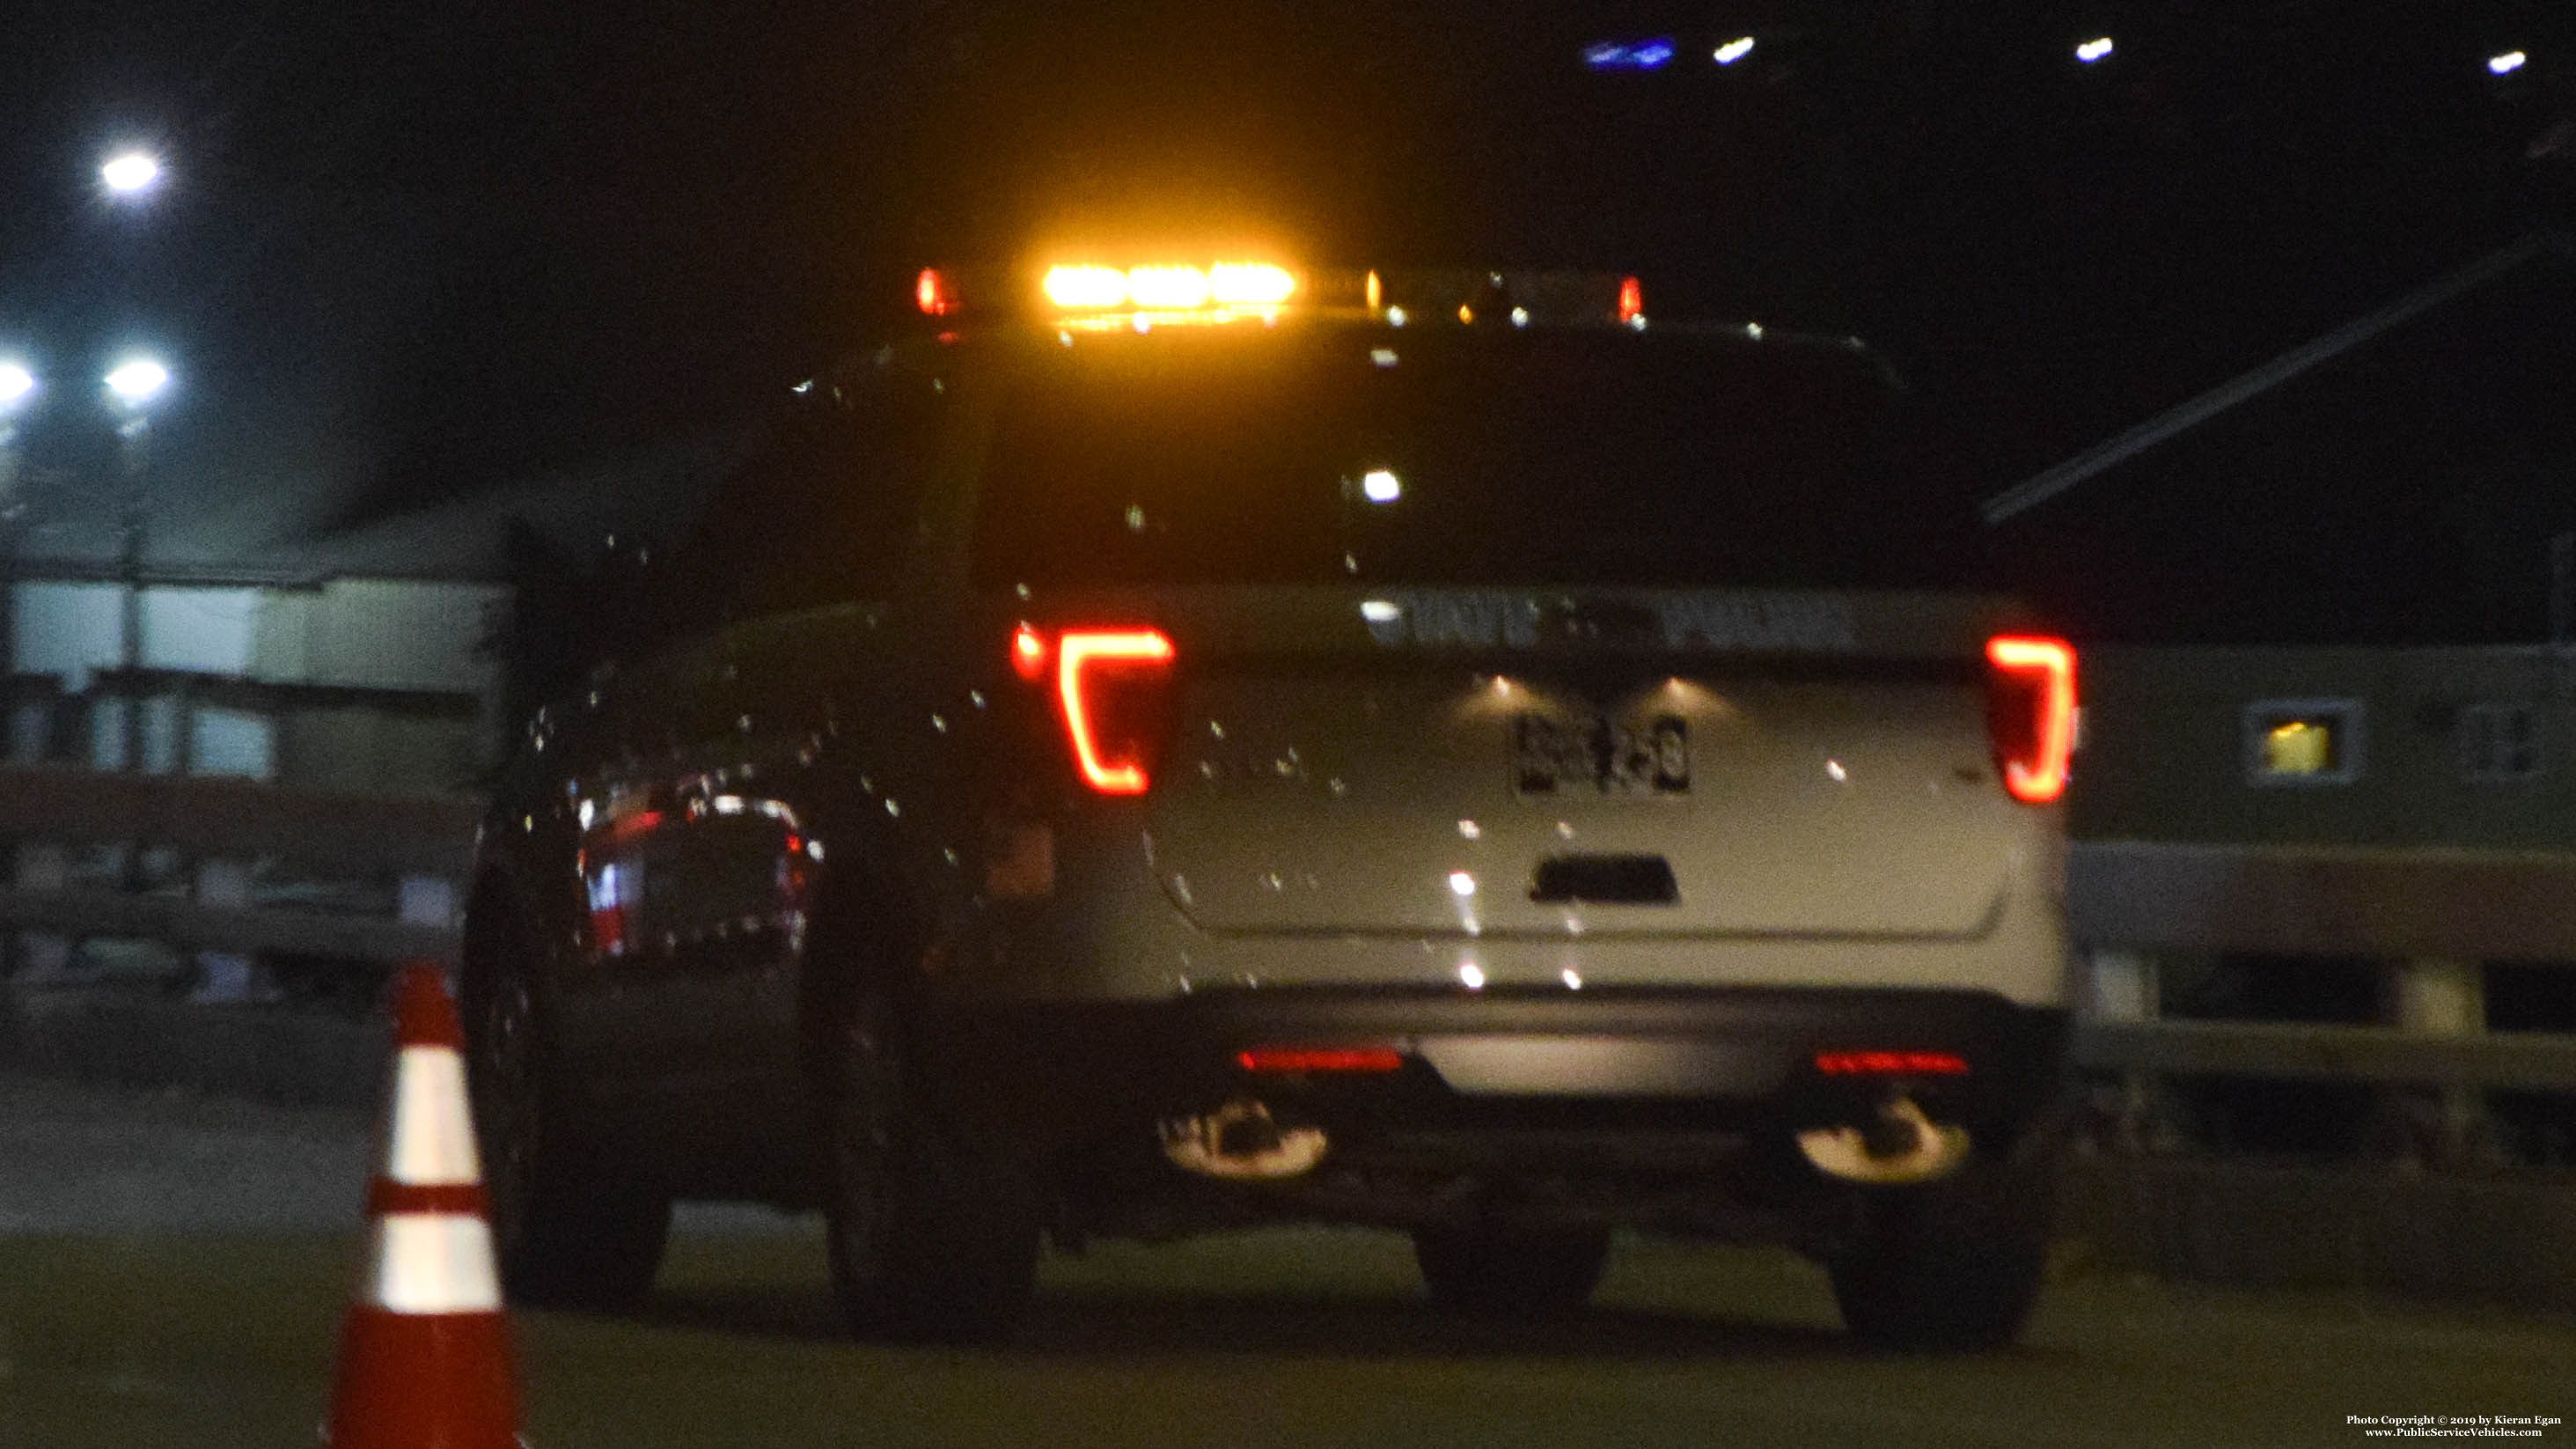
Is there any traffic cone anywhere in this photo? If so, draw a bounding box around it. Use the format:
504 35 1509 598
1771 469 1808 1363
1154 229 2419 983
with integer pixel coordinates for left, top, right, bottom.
322 962 523 1448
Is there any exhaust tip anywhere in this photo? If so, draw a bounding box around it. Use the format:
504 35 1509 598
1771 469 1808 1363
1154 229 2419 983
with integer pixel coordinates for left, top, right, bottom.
1160 1100 1329 1181
1797 1095 1971 1185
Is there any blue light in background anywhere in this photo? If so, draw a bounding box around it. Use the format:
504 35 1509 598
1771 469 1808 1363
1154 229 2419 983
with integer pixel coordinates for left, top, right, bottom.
1584 37 1676 71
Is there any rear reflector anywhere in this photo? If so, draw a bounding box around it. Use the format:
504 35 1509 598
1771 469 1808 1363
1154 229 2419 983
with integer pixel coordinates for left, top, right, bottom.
1815 1050 1970 1077
1236 1046 1406 1074
1984 635 2077 805
1011 623 1049 680
1056 628 1176 795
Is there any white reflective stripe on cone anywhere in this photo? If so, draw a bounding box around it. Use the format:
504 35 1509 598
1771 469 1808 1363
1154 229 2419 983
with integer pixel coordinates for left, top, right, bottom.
386 1046 484 1186
367 1213 503 1313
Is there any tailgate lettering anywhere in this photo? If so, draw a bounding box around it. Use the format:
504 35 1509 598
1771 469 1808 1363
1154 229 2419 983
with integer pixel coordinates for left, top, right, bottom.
1656 596 1857 652
1363 591 1857 652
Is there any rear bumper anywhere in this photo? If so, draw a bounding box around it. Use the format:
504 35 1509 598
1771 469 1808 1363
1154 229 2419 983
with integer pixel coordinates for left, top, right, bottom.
919 984 2070 1164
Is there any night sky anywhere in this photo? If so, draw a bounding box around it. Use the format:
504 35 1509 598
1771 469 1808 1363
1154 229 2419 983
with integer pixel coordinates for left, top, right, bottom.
3 2 2571 611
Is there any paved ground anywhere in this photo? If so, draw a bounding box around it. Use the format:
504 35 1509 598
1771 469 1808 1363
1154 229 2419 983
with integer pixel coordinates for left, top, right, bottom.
4 1073 2573 1448
0 1073 369 1234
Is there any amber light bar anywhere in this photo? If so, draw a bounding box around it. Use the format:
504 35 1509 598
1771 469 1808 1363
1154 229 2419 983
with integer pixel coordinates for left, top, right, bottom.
1814 1050 1970 1077
914 263 1648 326
1041 262 1298 312
1236 1045 1407 1074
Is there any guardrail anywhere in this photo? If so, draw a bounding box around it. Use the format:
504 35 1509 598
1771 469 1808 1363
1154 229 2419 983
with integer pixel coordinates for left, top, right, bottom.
0 765 479 986
2067 838 2576 1168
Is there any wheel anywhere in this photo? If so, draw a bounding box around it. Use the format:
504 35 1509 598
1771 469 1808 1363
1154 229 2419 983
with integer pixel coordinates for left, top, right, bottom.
1826 1134 2058 1350
815 985 1042 1343
1413 1222 1612 1316
462 906 671 1310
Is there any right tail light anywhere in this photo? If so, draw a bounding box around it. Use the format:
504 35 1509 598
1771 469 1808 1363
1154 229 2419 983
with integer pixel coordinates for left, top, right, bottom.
1984 635 2077 805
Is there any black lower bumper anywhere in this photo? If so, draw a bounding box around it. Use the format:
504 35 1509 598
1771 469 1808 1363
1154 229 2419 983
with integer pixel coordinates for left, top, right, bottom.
920 985 2071 1163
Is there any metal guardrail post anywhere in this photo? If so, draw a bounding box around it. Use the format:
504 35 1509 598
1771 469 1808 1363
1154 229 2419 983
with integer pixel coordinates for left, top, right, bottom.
2383 956 2494 1168
2086 946 2169 1151
10 841 71 981
189 857 260 1003
397 876 457 934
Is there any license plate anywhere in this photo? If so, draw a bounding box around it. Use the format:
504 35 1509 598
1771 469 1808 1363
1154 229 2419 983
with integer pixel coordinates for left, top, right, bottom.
1512 714 1690 796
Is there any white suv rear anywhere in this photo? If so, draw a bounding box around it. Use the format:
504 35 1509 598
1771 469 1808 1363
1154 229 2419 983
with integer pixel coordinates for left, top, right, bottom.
466 266 2076 1348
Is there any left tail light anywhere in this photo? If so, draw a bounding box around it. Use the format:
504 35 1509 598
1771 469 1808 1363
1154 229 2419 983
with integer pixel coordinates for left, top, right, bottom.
1984 635 2077 805
1014 626 1178 795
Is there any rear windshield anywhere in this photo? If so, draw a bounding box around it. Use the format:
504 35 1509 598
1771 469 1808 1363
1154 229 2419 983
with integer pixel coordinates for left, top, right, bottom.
971 324 1971 590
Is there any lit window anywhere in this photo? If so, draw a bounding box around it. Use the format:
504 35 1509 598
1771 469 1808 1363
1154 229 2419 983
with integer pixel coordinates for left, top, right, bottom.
2246 701 2362 785
2264 721 2334 776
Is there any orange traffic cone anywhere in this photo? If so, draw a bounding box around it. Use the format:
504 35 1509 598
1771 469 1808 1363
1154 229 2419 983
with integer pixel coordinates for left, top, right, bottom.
323 962 524 1448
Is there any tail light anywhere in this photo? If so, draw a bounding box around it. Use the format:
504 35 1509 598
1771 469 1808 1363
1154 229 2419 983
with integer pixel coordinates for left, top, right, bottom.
1237 1045 1405 1074
1984 635 2077 804
1816 1049 1970 1077
1014 626 1177 794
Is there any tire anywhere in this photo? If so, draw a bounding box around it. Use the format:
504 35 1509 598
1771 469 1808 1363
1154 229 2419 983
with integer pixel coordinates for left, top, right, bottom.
462 906 672 1310
1413 1223 1612 1316
1826 1134 2058 1351
815 985 1042 1343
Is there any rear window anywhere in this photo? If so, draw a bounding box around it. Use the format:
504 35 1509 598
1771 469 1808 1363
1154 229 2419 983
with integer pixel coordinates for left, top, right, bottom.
970 325 1975 590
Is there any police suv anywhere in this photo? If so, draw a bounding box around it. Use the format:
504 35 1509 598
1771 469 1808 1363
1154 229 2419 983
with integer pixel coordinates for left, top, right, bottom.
464 261 2079 1347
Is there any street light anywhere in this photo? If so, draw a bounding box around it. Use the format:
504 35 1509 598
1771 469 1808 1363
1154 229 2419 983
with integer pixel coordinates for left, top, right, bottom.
104 358 171 406
0 363 27 688
100 151 163 198
101 355 171 776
